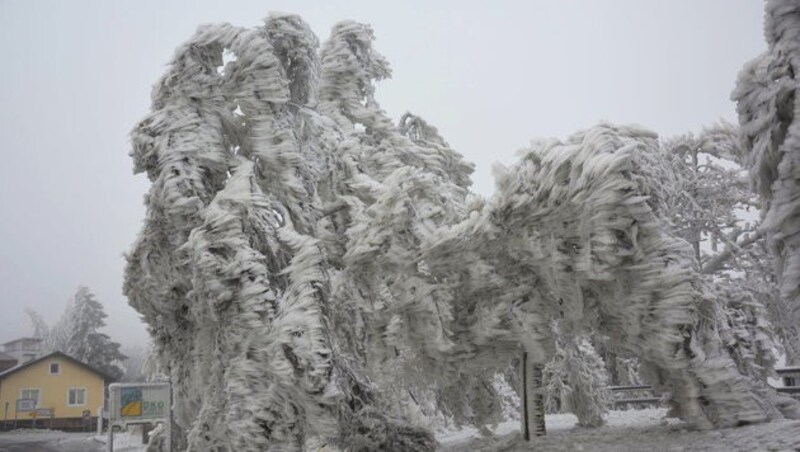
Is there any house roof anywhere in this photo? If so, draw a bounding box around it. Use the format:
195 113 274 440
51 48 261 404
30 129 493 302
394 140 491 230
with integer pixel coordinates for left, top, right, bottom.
0 351 16 362
1 337 43 346
0 351 116 382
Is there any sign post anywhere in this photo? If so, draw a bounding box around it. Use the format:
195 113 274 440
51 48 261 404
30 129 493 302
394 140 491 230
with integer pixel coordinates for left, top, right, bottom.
108 382 171 452
82 409 91 432
15 399 35 413
15 399 35 430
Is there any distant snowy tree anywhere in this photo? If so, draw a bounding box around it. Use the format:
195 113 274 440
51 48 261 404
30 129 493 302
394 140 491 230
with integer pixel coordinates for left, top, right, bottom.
538 335 611 425
121 344 152 382
26 309 49 339
27 302 73 353
65 286 126 380
27 287 126 380
562 338 612 427
733 0 800 366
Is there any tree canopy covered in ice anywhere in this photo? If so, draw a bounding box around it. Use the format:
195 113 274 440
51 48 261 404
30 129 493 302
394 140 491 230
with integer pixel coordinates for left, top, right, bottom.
125 9 800 451
28 286 127 380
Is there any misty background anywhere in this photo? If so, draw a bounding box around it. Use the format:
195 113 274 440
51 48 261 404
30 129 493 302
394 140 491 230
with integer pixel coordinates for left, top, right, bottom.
0 0 765 347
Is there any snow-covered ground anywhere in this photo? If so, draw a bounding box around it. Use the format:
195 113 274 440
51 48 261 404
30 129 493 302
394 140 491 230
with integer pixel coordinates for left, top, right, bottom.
438 408 800 451
2 411 798 451
0 429 101 451
93 429 148 452
0 429 146 452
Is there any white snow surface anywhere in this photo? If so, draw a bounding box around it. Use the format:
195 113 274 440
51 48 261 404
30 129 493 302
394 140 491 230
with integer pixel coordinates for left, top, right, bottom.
437 408 800 451
0 430 146 451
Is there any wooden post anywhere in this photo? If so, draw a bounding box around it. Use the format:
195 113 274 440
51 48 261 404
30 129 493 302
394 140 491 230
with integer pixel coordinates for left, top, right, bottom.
142 423 153 444
521 351 530 441
520 350 546 441
530 363 546 437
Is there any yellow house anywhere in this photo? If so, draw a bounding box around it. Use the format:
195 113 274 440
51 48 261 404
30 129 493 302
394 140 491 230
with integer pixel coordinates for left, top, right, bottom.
0 351 112 429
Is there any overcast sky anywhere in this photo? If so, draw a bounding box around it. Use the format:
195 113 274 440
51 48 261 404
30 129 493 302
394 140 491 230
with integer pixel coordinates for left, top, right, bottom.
0 0 766 348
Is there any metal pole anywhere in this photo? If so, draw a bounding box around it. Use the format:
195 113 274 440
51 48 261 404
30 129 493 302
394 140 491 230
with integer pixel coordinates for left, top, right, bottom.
107 387 114 452
166 381 173 452
107 418 113 452
97 407 103 436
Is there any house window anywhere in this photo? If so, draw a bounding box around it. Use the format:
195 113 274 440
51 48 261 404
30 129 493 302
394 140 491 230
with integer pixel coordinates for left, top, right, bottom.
67 388 86 406
19 388 40 407
49 362 60 375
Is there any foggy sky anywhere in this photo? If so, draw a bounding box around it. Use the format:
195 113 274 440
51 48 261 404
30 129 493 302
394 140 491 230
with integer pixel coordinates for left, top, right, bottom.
0 0 766 347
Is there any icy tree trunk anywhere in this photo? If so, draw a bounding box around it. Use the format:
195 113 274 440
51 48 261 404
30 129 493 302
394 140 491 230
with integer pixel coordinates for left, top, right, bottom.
520 351 546 440
606 351 619 386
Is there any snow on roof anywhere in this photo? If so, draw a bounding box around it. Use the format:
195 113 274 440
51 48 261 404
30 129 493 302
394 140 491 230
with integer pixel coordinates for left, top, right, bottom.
0 351 115 381
1 337 43 346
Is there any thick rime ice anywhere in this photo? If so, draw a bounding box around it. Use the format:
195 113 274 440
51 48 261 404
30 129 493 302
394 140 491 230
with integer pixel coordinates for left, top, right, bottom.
125 15 436 451
658 123 786 382
733 0 800 366
125 12 799 450
426 123 798 429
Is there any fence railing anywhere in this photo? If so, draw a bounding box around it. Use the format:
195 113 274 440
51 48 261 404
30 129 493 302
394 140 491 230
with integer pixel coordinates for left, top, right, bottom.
610 385 661 408
610 370 800 408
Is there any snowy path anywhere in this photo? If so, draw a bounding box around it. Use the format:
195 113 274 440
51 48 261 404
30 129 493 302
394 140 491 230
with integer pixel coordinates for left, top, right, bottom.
437 409 800 451
0 431 101 452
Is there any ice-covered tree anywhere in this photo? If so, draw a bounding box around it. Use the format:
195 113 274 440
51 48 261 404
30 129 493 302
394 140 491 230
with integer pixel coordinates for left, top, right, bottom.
733 0 800 365
125 15 437 451
65 286 127 380
661 122 759 267
121 344 152 382
26 309 49 339
27 287 126 380
660 124 783 379
27 302 74 353
461 123 798 428
536 334 612 426
590 122 783 388
126 12 800 450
